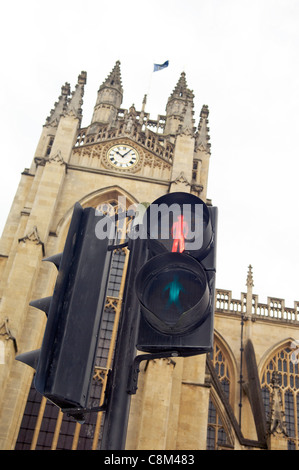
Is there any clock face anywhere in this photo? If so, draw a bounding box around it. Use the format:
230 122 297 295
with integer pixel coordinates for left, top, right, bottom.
108 144 139 169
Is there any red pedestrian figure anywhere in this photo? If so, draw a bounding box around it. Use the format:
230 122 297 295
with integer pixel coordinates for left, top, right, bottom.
171 215 188 253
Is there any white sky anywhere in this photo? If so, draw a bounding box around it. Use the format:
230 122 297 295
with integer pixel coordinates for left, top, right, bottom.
1 0 299 307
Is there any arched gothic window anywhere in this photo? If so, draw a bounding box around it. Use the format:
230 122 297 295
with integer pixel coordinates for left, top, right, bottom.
261 344 299 450
206 341 233 450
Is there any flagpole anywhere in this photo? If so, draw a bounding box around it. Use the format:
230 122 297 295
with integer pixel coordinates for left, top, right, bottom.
143 62 155 112
146 68 153 98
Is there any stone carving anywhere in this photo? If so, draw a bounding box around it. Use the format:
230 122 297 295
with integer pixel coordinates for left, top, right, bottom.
268 371 288 437
172 171 191 187
0 318 17 353
18 226 45 255
48 150 65 165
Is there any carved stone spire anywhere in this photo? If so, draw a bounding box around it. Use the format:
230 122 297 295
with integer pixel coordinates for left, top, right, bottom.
245 264 254 333
139 94 147 124
168 71 191 101
45 82 70 127
246 264 254 290
124 104 137 133
164 72 195 135
101 60 122 92
91 60 123 125
65 71 87 124
141 94 147 112
195 105 211 153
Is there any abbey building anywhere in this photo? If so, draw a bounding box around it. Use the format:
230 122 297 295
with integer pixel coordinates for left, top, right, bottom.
0 62 298 450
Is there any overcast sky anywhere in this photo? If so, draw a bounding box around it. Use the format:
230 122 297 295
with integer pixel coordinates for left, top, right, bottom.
1 0 299 307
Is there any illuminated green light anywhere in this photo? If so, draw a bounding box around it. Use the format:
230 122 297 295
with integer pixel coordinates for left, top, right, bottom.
163 275 186 312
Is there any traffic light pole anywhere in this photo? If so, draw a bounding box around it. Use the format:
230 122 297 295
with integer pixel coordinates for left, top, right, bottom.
100 235 146 450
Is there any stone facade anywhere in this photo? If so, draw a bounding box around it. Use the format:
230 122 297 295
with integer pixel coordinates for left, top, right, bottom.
0 62 298 450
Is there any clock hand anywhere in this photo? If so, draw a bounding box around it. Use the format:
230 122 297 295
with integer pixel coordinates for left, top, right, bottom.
122 149 132 158
114 150 124 157
114 149 131 158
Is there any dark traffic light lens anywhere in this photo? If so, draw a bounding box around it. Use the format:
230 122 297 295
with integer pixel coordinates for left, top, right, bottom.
135 252 210 335
143 268 205 322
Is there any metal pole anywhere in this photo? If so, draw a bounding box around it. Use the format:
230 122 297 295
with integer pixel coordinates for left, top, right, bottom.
100 236 146 450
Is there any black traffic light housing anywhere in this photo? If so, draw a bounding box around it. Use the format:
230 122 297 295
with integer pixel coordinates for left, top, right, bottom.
135 192 217 356
16 203 112 420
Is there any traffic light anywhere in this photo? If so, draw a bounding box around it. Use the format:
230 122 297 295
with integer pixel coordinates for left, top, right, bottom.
135 192 217 356
16 203 112 420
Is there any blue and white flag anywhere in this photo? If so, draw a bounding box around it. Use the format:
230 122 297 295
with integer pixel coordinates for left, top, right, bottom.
153 60 169 72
